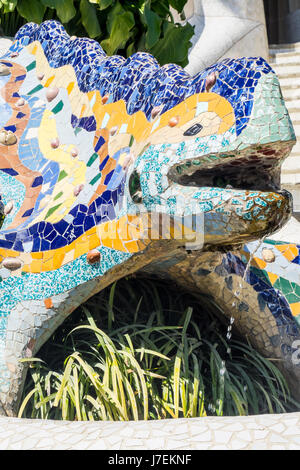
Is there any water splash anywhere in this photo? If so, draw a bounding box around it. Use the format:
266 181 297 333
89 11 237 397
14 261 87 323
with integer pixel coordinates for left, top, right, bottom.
224 236 267 358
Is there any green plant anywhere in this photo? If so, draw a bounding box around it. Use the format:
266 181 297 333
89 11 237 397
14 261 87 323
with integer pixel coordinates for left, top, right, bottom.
0 0 194 67
18 277 300 420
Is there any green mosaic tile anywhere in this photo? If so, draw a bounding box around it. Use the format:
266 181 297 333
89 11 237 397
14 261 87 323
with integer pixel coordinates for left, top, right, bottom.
58 170 67 182
28 84 43 95
26 60 36 71
54 191 63 201
45 203 63 220
89 172 102 185
52 100 64 114
87 153 98 167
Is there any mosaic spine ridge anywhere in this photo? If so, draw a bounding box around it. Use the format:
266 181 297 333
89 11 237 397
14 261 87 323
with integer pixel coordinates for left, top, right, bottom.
13 20 274 136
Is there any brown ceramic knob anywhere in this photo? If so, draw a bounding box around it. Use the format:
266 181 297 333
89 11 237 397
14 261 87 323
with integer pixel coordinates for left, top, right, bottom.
102 94 109 104
16 98 25 107
151 106 161 119
51 137 59 149
0 131 7 144
6 131 17 145
46 87 59 102
0 130 17 145
71 147 79 157
205 72 217 92
37 73 45 81
168 116 179 127
110 126 118 136
73 184 84 197
87 250 101 264
0 64 10 76
2 257 22 270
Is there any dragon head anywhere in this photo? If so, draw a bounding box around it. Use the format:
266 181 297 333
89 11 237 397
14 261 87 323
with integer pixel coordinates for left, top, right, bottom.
121 57 295 249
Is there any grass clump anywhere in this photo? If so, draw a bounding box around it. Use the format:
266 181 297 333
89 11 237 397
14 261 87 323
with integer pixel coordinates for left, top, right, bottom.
18 277 299 420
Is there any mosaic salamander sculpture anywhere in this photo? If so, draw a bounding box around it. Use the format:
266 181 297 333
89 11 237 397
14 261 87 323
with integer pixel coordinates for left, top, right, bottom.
0 20 299 415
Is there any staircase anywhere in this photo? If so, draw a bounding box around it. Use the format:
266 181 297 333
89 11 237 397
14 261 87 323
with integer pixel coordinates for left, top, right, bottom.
269 42 300 215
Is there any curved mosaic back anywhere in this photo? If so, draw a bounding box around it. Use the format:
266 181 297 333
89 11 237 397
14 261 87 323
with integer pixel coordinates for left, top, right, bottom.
0 20 299 414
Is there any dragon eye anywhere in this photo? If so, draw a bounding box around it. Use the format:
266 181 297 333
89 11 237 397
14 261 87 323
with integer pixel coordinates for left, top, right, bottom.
183 123 203 136
129 170 142 203
0 201 5 230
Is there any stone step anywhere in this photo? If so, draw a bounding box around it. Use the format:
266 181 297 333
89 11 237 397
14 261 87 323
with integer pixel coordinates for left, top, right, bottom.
282 154 300 172
270 52 300 65
271 43 300 191
290 141 300 154
289 138 300 151
280 187 300 213
282 152 300 162
271 62 300 76
288 158 300 168
283 146 300 160
288 157 300 167
288 108 300 122
289 119 300 129
286 102 300 116
293 127 300 136
289 110 300 123
276 74 300 87
270 41 300 54
287 105 300 115
289 150 300 157
281 172 300 187
280 86 300 100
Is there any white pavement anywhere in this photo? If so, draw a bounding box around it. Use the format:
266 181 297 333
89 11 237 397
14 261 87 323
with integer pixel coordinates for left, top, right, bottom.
1 413 300 450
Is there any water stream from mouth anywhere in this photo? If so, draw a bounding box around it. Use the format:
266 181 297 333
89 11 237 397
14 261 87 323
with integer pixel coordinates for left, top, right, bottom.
216 235 267 412
208 236 267 415
225 235 266 353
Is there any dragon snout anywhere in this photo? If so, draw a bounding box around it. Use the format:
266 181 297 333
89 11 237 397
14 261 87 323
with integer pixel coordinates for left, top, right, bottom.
203 188 292 247
260 188 293 234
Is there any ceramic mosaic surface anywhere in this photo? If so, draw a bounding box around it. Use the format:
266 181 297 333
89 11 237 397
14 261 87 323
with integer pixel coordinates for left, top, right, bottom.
242 241 300 321
0 20 298 414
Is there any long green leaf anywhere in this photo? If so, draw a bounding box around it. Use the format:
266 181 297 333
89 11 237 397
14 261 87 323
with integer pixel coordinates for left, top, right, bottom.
17 0 46 23
80 0 101 38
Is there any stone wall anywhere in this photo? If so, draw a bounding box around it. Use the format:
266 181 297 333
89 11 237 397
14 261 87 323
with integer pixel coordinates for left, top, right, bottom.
172 0 269 76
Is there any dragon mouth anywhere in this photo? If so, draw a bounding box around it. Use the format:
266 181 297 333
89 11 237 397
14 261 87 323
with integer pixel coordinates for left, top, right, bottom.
166 141 294 246
169 142 294 193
